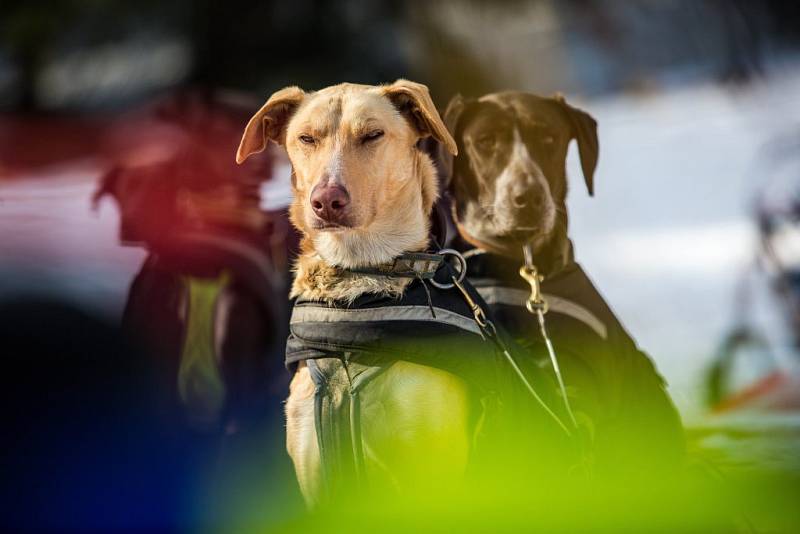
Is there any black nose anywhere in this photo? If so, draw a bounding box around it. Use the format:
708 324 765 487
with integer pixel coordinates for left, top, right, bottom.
310 184 350 223
512 193 528 208
512 190 545 209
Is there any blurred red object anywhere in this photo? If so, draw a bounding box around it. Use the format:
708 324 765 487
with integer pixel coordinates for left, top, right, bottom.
91 89 275 245
713 371 800 413
0 114 109 176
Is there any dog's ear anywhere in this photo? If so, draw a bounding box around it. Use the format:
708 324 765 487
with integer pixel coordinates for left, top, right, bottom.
382 79 458 157
442 94 468 133
437 94 471 189
555 94 599 196
236 86 305 164
91 166 122 211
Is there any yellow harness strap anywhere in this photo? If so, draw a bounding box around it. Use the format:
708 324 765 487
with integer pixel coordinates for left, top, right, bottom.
178 273 229 429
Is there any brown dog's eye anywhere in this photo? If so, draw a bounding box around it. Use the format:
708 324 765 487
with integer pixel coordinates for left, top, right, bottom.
299 134 316 145
362 130 384 144
477 135 495 150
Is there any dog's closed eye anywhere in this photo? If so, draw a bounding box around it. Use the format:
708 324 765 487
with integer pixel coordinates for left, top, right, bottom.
361 129 384 144
299 134 316 145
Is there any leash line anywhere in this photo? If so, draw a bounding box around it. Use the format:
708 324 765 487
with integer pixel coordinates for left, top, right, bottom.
521 243 579 430
536 309 579 429
442 256 573 437
337 246 577 437
499 345 572 436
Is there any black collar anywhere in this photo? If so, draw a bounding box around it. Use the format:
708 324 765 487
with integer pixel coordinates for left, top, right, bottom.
465 248 578 288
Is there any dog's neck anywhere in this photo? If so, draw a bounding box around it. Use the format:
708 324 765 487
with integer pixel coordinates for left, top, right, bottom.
524 226 573 278
292 233 430 305
457 219 572 280
290 244 416 304
291 152 435 304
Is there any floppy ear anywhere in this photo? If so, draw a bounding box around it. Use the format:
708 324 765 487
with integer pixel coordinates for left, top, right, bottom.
437 94 471 189
555 94 599 196
236 86 305 164
382 79 458 157
91 166 122 210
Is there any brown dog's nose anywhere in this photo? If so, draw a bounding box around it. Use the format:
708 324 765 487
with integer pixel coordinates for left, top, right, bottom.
512 188 545 210
310 183 350 223
512 193 528 209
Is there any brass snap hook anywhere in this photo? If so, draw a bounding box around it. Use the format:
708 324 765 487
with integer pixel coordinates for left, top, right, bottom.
451 276 488 328
519 264 548 315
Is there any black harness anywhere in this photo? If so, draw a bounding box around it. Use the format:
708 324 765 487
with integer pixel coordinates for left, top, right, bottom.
464 248 686 477
286 251 579 497
464 249 611 343
288 276 489 375
287 251 566 405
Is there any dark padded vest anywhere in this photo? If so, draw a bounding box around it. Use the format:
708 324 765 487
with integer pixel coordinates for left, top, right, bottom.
287 265 576 498
465 250 686 477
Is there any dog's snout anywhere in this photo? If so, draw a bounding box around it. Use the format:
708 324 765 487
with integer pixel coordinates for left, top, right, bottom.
510 182 545 210
310 183 350 223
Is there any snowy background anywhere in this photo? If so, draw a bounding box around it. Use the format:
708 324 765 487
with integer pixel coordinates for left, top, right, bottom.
3 62 800 415
567 64 800 413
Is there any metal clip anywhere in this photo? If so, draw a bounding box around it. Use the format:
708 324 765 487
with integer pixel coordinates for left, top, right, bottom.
519 245 578 429
451 276 488 329
430 249 467 290
519 264 549 315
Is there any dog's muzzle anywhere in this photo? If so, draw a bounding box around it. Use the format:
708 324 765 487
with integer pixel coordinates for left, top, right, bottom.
311 183 351 226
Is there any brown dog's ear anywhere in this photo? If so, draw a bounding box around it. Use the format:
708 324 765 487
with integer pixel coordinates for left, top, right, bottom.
236 86 305 164
382 79 458 157
91 166 122 211
555 94 599 196
442 94 468 135
437 94 471 189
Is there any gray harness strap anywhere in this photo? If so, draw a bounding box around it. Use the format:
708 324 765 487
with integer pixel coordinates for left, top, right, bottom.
308 354 416 498
290 304 483 336
308 357 367 497
473 284 608 339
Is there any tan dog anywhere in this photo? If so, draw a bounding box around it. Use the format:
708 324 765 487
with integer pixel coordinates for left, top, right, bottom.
237 81 469 505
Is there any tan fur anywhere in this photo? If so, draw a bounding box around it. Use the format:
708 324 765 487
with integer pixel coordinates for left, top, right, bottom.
239 80 464 504
290 245 411 304
284 362 321 508
356 361 471 490
284 360 471 505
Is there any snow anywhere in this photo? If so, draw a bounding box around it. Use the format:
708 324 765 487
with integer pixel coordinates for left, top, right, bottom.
0 161 146 317
566 65 800 411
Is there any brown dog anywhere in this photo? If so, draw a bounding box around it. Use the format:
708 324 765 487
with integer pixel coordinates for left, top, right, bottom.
441 92 596 272
441 92 685 477
236 81 491 505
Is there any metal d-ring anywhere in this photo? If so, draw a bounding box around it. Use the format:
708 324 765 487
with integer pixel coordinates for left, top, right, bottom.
430 248 467 289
